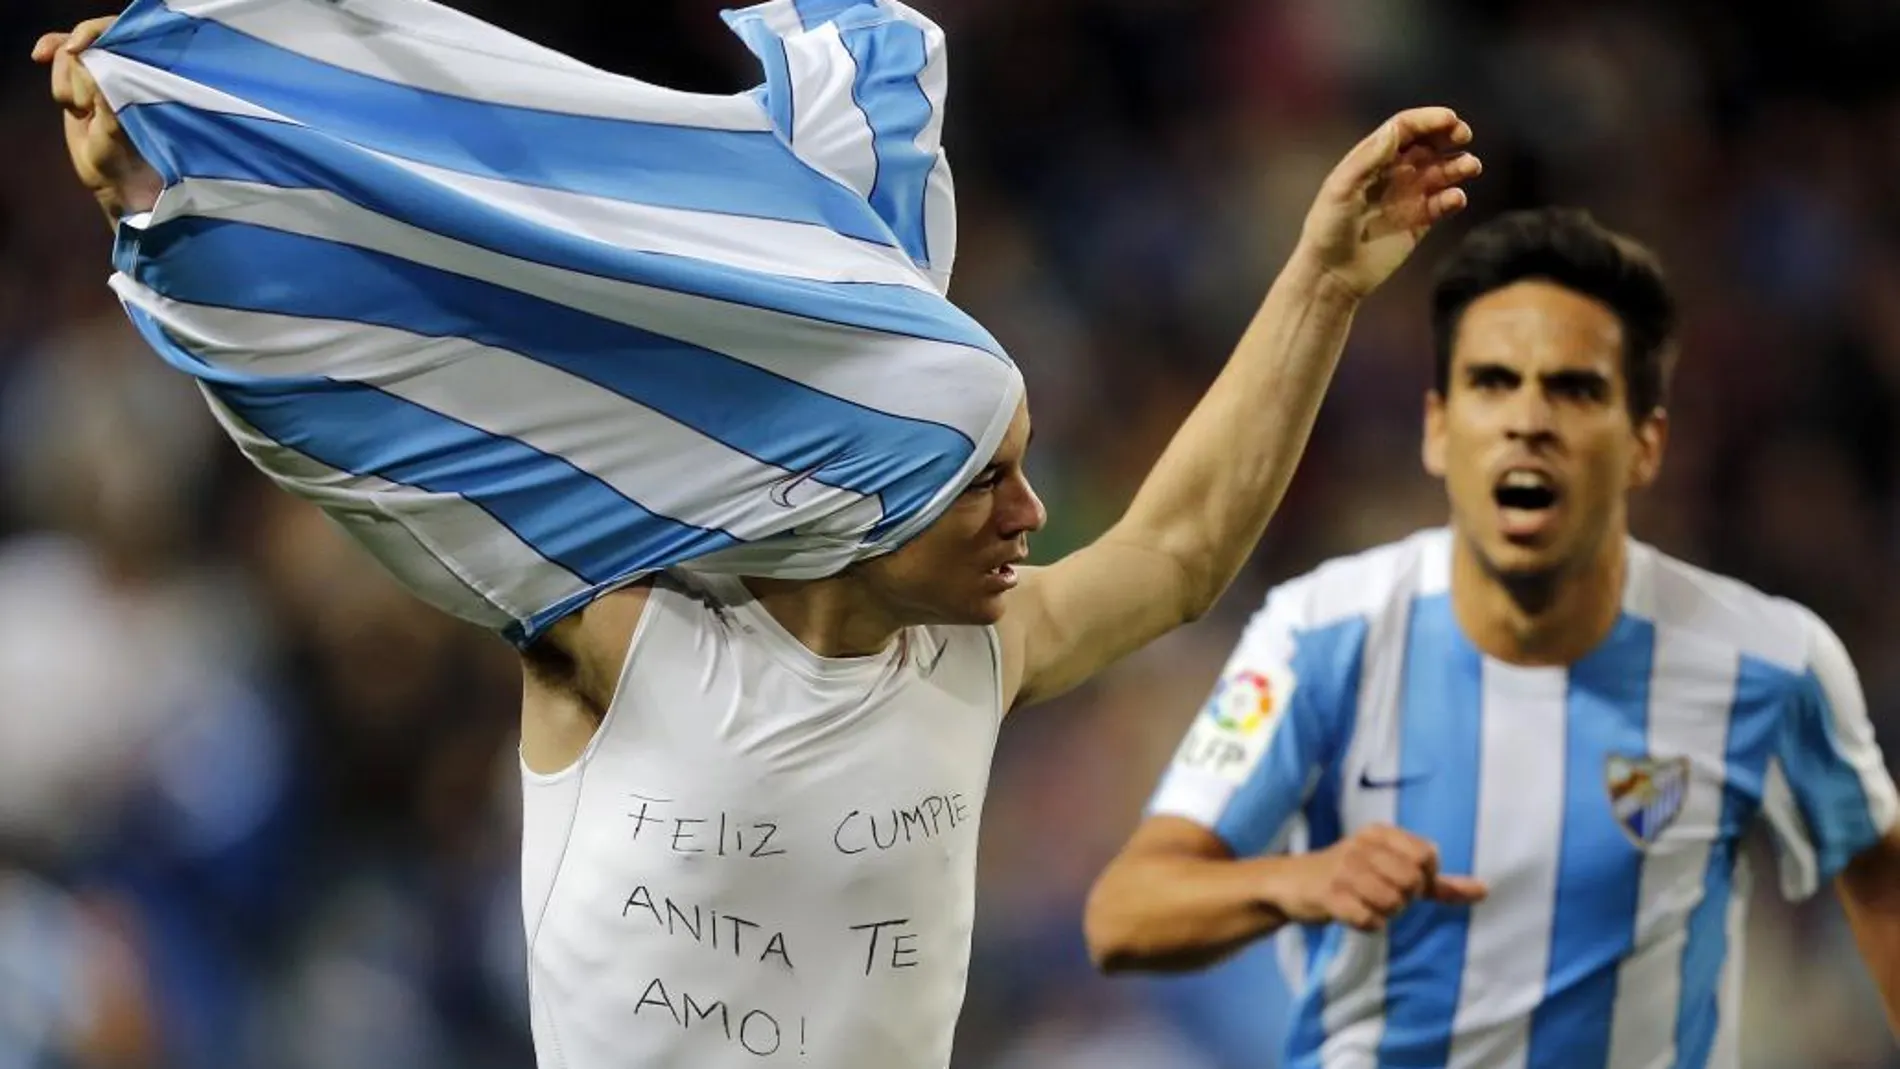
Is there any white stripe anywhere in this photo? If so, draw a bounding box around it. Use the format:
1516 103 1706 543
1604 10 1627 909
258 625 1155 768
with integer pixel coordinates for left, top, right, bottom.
159 0 770 129
1321 796 1392 1067
787 26 880 199
1444 662 1567 1069
1705 875 1748 1069
1760 758 1818 900
1320 580 1415 1066
1146 767 1239 829
1634 540 1806 672
919 157 957 293
113 280 888 543
1276 818 1312 992
381 162 926 287
1603 632 1739 1069
1799 609 1900 842
83 50 284 121
1418 529 1452 596
205 396 586 628
910 11 956 284
87 54 930 289
136 179 1016 435
750 1 807 39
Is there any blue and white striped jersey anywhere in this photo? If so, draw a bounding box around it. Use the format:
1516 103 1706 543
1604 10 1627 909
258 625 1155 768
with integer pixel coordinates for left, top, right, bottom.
81 0 1022 646
1151 528 1899 1069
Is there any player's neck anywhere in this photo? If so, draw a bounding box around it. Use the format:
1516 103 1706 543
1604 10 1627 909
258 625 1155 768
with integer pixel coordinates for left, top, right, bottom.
741 574 904 659
1450 533 1627 667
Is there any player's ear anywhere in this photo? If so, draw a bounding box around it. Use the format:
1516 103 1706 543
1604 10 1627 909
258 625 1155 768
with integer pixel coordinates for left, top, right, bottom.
1422 391 1448 478
1629 407 1668 489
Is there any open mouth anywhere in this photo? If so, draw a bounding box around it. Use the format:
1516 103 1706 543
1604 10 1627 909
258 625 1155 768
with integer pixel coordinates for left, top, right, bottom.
1493 470 1560 513
1497 472 1558 539
984 560 1022 590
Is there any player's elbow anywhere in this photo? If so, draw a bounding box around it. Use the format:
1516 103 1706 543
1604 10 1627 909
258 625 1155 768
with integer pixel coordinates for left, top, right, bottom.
1082 871 1142 973
1082 865 1176 975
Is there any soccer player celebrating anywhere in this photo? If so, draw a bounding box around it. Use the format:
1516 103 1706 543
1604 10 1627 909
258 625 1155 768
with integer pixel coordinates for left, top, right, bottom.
1086 208 1900 1066
37 2 1482 1067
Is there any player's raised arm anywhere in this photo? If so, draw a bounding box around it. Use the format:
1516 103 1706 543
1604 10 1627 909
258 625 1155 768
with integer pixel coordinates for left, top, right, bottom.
33 2 1026 653
999 108 1481 711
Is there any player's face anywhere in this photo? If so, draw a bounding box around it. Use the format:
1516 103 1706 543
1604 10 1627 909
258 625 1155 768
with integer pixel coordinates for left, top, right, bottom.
1423 280 1667 582
858 401 1045 626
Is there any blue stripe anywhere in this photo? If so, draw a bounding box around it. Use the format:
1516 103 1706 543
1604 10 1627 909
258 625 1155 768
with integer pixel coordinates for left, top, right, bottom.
765 34 798 140
1281 681 1356 1064
1676 658 1787 1068
122 216 973 534
1525 615 1656 1069
1214 616 1368 857
96 1 894 245
109 103 1005 358
1377 594 1482 1068
1297 732 1351 984
723 11 797 139
839 21 937 266
793 0 869 30
1780 666 1883 878
1284 921 1342 1065
121 304 736 595
1214 614 1364 1069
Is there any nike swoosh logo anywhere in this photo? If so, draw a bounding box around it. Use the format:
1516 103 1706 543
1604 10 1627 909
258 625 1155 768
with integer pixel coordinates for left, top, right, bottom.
1358 770 1428 790
768 467 823 509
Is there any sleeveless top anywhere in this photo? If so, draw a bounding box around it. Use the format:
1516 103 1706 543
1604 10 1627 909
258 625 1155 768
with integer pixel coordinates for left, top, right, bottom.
520 571 1005 1068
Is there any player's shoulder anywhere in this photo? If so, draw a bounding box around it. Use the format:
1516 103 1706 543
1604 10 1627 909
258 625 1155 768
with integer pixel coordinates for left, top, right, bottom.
1629 539 1838 676
1259 527 1450 632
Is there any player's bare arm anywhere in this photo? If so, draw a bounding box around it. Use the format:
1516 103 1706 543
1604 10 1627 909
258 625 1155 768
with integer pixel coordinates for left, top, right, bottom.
1838 824 1900 1039
1084 816 1486 974
40 18 676 779
39 18 669 777
998 108 1481 711
33 17 163 224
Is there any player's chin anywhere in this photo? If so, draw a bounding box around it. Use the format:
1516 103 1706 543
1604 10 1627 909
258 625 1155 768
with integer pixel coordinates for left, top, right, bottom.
1483 530 1567 576
947 585 1013 627
948 590 1010 626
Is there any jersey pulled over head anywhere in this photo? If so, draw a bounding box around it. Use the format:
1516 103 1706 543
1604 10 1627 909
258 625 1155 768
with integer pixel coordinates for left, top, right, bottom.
84 0 1024 646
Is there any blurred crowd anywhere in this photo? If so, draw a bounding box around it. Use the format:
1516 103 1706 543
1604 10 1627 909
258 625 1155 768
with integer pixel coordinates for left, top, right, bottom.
1 0 1897 1066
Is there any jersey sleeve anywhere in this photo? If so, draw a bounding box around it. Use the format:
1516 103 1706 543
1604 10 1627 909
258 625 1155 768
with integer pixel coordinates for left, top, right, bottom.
1147 584 1363 858
1759 608 1900 900
724 0 957 290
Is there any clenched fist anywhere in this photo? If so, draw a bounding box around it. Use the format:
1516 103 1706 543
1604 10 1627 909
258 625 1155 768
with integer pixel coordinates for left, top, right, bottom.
1274 824 1487 932
31 17 161 222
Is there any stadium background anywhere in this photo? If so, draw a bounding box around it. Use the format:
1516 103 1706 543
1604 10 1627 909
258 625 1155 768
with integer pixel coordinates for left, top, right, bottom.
1 0 1897 1066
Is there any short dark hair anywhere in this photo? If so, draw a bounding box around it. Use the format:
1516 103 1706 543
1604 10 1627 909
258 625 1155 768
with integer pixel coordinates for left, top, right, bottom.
1430 208 1678 419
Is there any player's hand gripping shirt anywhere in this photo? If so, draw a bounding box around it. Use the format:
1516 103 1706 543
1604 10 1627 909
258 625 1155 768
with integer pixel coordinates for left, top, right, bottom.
81 0 1022 646
1151 528 1900 1069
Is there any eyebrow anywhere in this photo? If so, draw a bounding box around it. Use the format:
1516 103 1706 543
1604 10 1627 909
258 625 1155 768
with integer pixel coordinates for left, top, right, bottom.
1462 363 1610 382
